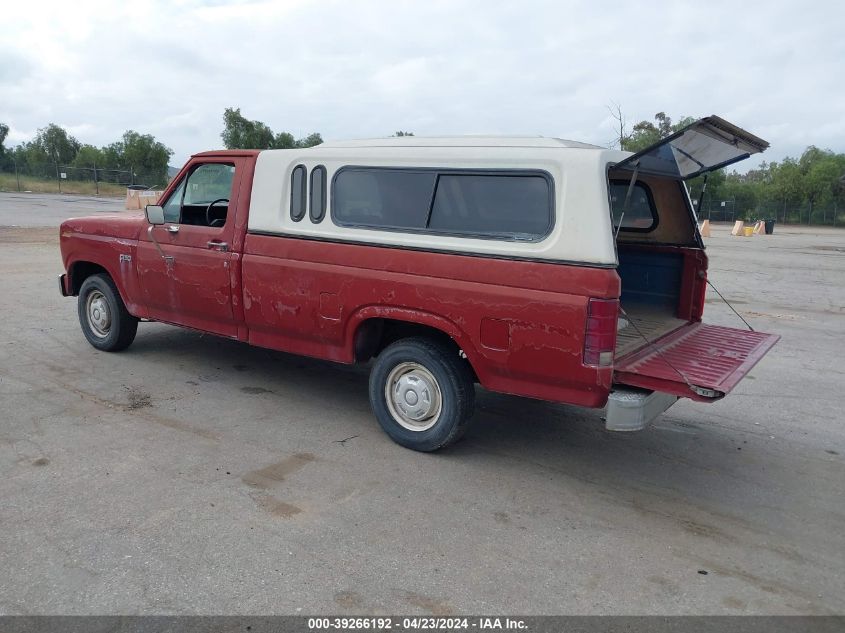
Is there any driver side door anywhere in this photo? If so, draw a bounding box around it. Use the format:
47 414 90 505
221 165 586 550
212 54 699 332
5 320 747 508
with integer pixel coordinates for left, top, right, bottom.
136 159 243 337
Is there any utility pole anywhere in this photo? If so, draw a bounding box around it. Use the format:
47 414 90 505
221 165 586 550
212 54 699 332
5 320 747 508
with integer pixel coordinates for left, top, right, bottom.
93 160 99 195
56 161 61 193
13 156 20 191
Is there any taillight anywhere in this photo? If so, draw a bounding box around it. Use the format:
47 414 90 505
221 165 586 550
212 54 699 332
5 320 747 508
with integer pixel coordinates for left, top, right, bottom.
583 298 618 367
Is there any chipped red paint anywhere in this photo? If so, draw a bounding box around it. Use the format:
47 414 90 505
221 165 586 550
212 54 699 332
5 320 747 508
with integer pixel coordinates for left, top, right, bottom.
60 213 146 315
241 233 620 407
133 156 255 337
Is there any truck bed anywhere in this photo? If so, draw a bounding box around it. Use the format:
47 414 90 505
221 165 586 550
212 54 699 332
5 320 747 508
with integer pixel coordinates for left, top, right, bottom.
616 304 687 358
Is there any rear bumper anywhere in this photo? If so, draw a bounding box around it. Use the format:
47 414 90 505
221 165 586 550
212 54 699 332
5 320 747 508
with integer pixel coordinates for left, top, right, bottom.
605 388 678 431
59 274 70 297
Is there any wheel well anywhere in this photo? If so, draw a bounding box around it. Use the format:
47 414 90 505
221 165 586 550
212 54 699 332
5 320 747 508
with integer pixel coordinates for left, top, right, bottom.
69 261 109 295
353 318 478 379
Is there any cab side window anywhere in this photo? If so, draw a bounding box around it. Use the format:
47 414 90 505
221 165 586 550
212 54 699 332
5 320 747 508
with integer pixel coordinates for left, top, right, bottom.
160 163 235 227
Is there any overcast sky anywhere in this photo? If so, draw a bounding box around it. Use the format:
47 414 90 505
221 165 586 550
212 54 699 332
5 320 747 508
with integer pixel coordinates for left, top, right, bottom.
2 0 843 169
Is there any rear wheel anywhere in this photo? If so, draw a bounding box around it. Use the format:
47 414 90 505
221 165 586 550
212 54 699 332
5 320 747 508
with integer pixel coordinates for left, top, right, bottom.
77 274 138 351
369 337 475 451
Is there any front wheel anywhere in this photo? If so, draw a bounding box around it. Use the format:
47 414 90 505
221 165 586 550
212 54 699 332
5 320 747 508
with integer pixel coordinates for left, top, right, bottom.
77 274 138 351
369 337 475 451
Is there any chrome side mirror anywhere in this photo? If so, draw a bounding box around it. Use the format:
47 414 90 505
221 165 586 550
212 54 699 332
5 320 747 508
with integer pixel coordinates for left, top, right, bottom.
145 205 165 225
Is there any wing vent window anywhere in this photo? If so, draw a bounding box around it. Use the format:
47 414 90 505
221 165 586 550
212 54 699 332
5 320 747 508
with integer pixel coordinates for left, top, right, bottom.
309 165 327 223
290 164 306 222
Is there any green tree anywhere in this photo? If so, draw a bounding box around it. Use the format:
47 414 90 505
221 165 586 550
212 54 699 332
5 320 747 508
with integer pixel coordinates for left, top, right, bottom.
295 132 323 148
624 119 660 152
222 107 323 150
34 123 81 165
0 122 9 169
272 131 323 149
20 140 50 170
272 131 296 149
687 169 726 216
221 107 275 149
723 174 759 220
72 144 105 170
803 155 840 224
614 112 695 152
770 159 802 222
622 112 695 152
103 130 172 184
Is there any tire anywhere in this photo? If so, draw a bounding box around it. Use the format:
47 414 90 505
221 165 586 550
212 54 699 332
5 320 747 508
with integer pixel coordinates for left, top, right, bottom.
77 273 138 352
369 337 475 452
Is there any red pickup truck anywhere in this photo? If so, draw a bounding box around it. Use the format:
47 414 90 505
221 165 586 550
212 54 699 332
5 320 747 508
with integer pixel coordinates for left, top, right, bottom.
59 117 779 451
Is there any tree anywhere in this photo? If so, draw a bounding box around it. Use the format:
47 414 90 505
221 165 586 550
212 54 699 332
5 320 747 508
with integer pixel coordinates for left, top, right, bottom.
272 131 296 149
222 107 323 150
770 159 801 222
72 144 105 169
723 174 759 220
606 103 629 150
802 153 840 224
622 112 696 152
270 131 322 149
19 140 50 170
221 107 275 149
103 130 172 184
34 123 81 165
295 132 322 148
687 169 726 216
624 118 660 152
0 122 9 169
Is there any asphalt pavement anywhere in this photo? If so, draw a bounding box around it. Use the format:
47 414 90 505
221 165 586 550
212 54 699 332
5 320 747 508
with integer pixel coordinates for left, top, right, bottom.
0 192 843 615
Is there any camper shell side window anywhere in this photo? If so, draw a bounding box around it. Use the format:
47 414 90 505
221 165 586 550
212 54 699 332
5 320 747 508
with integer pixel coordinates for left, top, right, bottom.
331 167 554 242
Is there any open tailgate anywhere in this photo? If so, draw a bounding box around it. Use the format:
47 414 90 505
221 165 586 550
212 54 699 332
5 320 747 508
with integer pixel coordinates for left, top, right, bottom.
614 323 779 402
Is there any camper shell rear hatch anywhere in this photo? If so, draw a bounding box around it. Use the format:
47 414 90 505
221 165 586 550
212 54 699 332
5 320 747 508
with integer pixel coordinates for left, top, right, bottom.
610 116 779 403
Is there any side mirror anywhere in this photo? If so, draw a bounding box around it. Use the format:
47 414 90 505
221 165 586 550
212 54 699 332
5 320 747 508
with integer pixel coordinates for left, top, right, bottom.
145 205 165 225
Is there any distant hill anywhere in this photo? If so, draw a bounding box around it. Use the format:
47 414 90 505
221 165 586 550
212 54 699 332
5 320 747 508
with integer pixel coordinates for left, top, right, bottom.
167 165 180 179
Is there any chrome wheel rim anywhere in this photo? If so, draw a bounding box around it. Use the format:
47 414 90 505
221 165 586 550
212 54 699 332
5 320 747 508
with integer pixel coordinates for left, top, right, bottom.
85 290 111 338
385 362 443 431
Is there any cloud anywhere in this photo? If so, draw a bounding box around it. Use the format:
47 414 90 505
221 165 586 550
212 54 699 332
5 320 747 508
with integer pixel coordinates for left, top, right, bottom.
1 0 843 169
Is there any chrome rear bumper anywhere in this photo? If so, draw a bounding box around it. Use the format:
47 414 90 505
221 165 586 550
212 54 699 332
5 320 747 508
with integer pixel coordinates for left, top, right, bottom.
605 388 678 432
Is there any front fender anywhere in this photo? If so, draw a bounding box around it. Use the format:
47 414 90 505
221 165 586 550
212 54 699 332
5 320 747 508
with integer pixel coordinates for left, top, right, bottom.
61 231 144 317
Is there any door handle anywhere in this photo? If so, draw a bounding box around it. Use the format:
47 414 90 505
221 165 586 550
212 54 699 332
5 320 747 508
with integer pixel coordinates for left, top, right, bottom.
207 240 229 252
166 225 179 233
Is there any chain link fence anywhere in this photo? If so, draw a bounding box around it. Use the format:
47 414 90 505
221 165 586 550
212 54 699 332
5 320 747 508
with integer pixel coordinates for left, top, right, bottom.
0 161 168 197
694 193 842 226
